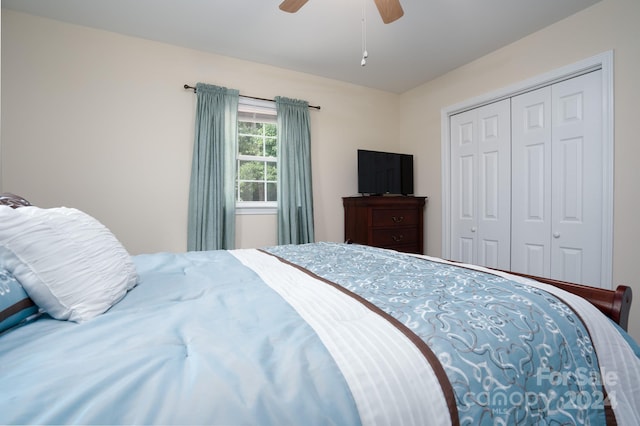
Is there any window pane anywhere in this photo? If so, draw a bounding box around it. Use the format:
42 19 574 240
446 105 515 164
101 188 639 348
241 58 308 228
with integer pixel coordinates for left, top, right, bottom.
267 182 277 202
238 160 265 180
265 123 277 137
239 182 265 202
266 162 277 181
265 137 277 157
238 135 263 156
238 121 263 135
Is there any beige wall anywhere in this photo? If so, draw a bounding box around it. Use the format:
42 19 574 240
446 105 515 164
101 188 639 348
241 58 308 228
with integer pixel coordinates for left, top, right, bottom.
399 0 640 340
1 9 399 254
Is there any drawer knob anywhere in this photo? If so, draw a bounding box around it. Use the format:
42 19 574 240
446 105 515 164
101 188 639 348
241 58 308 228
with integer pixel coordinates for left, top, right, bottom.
391 234 404 242
392 216 404 223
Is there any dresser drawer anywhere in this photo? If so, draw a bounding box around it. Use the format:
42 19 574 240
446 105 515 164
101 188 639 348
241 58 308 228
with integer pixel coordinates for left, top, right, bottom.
371 209 419 227
371 227 418 246
344 196 427 254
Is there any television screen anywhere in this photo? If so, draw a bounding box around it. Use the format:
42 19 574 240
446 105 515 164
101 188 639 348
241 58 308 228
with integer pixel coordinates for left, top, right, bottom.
357 149 414 195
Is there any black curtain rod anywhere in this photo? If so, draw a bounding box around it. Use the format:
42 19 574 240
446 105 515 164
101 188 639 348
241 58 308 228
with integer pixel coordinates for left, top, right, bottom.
183 84 321 110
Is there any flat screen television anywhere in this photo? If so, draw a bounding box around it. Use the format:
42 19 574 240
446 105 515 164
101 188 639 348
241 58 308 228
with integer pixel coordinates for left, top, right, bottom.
357 149 414 195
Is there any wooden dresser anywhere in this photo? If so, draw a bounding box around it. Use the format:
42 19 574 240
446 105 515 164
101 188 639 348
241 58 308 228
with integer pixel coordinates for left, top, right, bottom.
343 196 427 254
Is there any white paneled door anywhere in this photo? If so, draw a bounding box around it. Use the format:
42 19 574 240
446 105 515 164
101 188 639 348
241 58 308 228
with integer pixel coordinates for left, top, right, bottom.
511 70 603 285
451 70 604 285
444 53 612 288
450 99 511 269
511 87 553 277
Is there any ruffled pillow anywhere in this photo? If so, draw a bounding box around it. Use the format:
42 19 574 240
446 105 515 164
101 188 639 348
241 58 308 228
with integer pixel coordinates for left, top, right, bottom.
0 206 138 322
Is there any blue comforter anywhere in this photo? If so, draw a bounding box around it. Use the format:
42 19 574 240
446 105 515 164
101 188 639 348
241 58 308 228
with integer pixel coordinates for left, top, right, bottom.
0 250 359 425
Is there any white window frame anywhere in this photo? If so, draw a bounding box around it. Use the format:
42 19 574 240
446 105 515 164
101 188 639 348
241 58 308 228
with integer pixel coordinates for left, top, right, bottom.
236 97 278 215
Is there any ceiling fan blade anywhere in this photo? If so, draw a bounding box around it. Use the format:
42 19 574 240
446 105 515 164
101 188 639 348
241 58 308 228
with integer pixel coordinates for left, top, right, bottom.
279 0 309 13
373 0 404 24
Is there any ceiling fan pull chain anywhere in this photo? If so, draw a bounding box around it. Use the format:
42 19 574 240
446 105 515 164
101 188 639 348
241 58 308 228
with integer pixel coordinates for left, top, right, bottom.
361 0 368 66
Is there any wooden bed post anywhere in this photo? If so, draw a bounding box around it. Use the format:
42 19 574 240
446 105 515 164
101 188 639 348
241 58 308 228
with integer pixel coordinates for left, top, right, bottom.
612 286 632 331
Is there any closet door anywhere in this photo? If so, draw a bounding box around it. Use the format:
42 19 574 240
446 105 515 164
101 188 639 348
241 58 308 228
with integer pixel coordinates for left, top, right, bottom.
550 71 603 285
511 70 603 285
450 99 511 269
511 87 552 277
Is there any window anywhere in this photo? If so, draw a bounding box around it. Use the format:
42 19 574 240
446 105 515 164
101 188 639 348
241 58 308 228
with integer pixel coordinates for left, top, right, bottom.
236 98 277 213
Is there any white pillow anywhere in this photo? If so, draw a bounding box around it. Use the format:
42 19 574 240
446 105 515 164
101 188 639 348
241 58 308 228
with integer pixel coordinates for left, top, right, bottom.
0 206 138 322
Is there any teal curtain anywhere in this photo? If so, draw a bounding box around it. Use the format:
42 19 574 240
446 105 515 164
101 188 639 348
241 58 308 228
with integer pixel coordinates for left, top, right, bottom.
187 83 239 251
275 96 315 245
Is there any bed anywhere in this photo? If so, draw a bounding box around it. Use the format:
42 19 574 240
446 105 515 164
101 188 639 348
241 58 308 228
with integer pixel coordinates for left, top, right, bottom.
1 193 639 425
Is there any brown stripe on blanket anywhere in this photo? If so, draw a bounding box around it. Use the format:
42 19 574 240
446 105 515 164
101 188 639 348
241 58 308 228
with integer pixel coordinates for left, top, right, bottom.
0 298 36 323
259 249 460 426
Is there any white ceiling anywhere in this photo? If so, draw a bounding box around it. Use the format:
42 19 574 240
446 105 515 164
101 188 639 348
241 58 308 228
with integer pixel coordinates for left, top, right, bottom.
2 0 601 93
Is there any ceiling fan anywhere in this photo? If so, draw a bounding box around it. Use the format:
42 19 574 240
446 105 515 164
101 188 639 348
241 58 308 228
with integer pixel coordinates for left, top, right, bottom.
279 0 404 24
